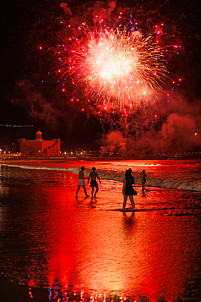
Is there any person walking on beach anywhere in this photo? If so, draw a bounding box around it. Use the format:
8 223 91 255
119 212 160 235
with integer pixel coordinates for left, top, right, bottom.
140 169 147 193
122 168 135 211
75 166 89 198
88 167 101 198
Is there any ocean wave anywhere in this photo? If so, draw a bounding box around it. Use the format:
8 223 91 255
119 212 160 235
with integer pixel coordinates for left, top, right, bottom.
1 163 201 193
1 164 72 172
67 166 201 192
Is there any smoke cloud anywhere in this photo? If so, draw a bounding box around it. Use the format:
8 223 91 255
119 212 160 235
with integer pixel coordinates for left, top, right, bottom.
101 93 201 155
12 79 76 136
100 130 126 157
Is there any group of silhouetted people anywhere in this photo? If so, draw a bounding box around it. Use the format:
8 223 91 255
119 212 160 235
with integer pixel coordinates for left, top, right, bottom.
75 166 146 211
75 166 101 199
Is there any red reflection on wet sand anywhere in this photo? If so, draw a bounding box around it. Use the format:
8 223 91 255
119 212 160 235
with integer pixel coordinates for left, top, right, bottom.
24 178 200 301
1 164 200 301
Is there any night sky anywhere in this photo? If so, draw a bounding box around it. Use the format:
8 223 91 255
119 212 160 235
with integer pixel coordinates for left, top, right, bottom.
1 0 201 151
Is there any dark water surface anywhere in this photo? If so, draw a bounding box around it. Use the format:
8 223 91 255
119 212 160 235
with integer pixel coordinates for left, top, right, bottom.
0 163 201 301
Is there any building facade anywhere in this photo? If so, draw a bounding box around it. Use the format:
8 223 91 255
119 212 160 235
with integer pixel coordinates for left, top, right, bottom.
19 130 61 157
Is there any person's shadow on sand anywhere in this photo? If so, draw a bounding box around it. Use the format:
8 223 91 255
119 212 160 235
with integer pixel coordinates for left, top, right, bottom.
76 196 97 208
76 196 90 208
122 212 135 233
89 198 98 208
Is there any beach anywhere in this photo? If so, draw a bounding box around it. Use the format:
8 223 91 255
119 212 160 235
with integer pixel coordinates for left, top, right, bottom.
0 159 201 301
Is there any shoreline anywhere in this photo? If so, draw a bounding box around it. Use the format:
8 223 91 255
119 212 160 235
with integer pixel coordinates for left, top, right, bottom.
1 158 201 194
1 153 201 162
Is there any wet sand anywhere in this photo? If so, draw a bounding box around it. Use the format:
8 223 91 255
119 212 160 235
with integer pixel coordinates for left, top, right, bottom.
0 169 201 301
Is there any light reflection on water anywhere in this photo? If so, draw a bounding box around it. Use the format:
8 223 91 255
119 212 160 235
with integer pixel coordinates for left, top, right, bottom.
0 162 201 301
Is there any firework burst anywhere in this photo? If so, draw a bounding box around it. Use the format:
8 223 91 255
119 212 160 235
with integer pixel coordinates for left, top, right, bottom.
55 19 178 114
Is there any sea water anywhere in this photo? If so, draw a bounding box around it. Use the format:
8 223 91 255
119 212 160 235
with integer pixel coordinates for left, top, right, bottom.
2 158 201 192
0 159 201 301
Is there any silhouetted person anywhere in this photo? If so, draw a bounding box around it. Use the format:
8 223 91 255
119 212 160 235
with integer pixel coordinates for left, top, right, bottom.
76 166 89 198
140 169 147 193
88 167 101 198
122 168 135 211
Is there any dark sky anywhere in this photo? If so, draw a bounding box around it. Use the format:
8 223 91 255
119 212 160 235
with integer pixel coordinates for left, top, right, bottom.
0 0 201 150
0 0 101 148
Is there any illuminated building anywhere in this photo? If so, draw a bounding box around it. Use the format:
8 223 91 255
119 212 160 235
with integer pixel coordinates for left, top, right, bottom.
19 130 61 157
